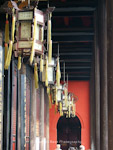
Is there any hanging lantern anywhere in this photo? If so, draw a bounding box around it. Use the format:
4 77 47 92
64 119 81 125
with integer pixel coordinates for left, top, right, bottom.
66 93 77 118
52 86 57 105
57 85 63 103
13 8 45 64
72 103 76 117
54 85 64 116
61 84 68 115
71 95 78 117
62 100 68 113
52 84 63 105
40 58 56 85
68 93 71 118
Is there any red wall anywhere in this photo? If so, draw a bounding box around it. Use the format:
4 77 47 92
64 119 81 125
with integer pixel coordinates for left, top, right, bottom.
49 81 90 150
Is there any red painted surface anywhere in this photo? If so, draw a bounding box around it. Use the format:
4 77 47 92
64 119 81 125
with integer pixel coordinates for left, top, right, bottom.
49 81 90 150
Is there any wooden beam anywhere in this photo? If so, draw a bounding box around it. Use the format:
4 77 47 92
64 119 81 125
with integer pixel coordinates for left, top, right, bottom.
52 35 94 42
52 32 94 36
54 7 96 12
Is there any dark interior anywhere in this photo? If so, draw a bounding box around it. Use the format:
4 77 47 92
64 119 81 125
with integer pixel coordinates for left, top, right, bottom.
57 116 81 150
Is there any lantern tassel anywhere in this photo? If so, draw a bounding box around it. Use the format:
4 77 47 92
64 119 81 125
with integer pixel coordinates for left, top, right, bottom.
47 87 52 109
64 88 68 107
56 58 61 87
47 87 49 94
18 56 21 70
11 10 16 43
5 41 13 70
5 14 9 43
40 55 44 72
60 102 63 116
34 63 38 89
48 20 51 43
55 87 58 105
30 16 37 65
41 27 44 42
4 43 8 63
48 40 52 63
30 41 35 65
45 56 48 87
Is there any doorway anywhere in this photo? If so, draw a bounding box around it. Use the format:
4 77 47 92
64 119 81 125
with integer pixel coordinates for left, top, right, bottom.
57 116 81 150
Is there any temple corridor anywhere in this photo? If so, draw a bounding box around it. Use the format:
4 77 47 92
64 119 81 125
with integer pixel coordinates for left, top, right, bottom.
0 0 112 150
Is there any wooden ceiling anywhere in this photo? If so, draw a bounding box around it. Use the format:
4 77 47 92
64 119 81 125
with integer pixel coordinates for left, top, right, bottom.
39 0 96 80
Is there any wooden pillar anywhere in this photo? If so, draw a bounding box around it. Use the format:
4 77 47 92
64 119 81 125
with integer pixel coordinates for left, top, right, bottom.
20 64 26 149
107 0 113 149
90 37 96 150
30 75 36 149
0 32 4 149
45 91 49 150
94 12 100 150
17 71 21 150
39 84 44 150
98 0 108 149
4 66 10 150
10 58 14 150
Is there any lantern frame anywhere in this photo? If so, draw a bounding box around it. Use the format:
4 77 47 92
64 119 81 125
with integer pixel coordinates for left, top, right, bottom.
62 100 68 111
40 58 56 85
13 8 45 57
52 84 63 104
57 85 63 102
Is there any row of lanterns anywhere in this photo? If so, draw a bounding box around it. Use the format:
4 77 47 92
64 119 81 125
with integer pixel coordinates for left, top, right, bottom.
4 1 78 117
